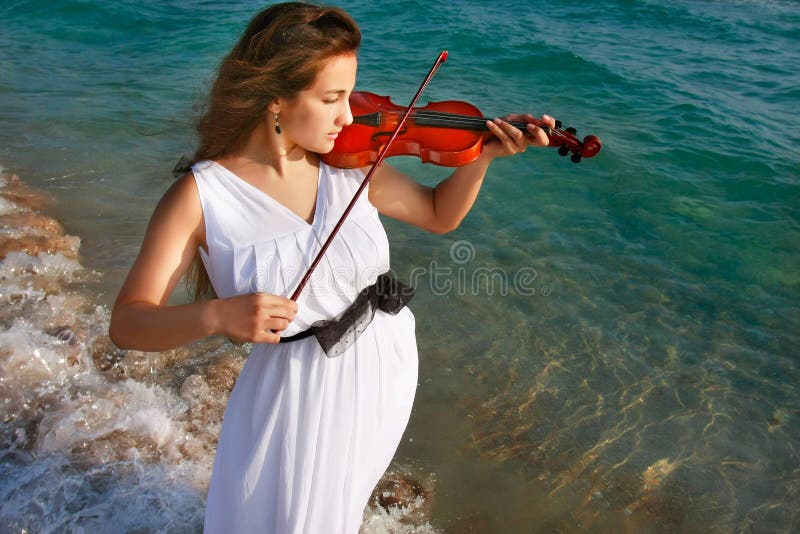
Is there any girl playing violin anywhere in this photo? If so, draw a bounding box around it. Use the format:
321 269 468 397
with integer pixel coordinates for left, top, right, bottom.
109 2 554 532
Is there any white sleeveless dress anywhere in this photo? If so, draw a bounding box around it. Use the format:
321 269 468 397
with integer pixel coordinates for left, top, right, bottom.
194 160 418 533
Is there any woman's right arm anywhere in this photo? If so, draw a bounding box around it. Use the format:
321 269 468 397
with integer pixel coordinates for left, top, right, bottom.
109 174 296 352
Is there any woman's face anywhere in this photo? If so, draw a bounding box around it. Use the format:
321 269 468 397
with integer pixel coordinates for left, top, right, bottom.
278 52 357 154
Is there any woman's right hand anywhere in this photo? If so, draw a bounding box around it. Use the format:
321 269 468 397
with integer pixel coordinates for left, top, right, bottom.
212 293 298 344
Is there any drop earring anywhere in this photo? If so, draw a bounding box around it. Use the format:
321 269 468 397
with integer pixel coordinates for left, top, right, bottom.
274 114 281 135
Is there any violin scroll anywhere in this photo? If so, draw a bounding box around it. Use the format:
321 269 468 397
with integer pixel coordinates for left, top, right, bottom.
535 118 602 163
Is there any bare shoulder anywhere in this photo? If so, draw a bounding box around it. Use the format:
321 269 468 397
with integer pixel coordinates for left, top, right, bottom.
153 171 203 226
114 172 205 307
141 171 205 253
156 172 201 217
366 163 416 206
367 163 439 231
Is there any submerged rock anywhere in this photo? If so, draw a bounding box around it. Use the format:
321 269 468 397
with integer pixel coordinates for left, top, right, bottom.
0 173 54 212
70 428 161 465
0 233 80 260
203 353 244 393
369 469 434 525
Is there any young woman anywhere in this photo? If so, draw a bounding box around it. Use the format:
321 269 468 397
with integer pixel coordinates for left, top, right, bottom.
110 2 554 532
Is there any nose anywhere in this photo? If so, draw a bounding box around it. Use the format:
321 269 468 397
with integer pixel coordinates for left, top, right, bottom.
339 99 353 127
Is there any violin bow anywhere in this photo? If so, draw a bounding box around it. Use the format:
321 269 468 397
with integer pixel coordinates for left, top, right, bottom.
289 50 449 301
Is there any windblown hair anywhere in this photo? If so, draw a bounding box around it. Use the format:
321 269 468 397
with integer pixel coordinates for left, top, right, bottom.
185 2 361 300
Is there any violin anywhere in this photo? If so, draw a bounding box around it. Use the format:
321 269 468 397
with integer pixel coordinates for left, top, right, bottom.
321 91 602 168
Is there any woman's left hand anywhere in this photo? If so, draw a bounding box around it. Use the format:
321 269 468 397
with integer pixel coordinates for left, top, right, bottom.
482 113 556 160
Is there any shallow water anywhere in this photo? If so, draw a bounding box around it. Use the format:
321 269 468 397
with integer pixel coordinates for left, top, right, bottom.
1 0 799 531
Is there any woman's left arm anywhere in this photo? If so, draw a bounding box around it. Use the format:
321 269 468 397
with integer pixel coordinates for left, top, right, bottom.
368 114 555 234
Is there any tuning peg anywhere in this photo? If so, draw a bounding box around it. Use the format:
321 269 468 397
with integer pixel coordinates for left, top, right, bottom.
570 153 583 163
555 119 562 129
558 145 570 156
565 127 577 135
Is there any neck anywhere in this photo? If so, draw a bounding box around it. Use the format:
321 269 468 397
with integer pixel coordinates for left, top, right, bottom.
231 120 315 178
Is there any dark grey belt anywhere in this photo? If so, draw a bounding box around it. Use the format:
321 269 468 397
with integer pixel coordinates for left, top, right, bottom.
279 272 414 357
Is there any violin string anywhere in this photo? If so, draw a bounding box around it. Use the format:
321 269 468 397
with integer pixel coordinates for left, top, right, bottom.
416 111 569 140
379 109 570 140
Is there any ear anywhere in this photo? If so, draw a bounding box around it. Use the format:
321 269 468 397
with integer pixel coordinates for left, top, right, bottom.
267 98 282 115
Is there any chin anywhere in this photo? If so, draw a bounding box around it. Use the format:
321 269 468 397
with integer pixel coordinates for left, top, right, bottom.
317 140 336 154
300 141 334 155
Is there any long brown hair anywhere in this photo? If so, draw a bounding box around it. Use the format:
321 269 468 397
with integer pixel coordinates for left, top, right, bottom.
186 2 361 300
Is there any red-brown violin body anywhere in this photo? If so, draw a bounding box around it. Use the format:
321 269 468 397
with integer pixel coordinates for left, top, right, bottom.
321 91 602 168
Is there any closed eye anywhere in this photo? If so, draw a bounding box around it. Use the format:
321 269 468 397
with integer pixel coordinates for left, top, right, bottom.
323 90 347 104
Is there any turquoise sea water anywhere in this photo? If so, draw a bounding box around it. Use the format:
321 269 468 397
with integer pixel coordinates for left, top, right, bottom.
1 0 799 531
